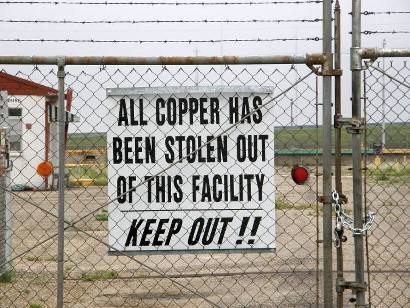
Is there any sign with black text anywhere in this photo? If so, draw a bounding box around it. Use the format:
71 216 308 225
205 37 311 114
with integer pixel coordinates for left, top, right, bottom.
106 86 276 253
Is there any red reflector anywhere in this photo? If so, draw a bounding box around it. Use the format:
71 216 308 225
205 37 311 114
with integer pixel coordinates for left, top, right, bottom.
291 165 309 185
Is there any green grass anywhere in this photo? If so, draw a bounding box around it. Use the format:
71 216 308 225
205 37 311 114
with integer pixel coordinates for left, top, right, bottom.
67 123 410 150
368 164 410 183
95 213 108 221
276 197 312 211
64 264 75 279
80 271 119 282
67 166 108 187
29 304 43 308
26 255 57 262
0 270 15 283
275 123 410 149
67 132 107 150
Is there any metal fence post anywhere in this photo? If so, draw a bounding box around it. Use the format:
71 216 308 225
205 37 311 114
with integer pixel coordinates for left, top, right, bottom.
351 0 367 306
0 94 5 278
0 151 5 277
322 0 333 306
0 145 10 277
56 59 66 308
0 92 11 277
334 1 345 307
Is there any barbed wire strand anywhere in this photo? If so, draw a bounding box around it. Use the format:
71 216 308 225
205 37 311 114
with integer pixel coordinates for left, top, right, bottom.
0 37 322 44
362 11 410 16
0 0 323 5
362 30 410 35
0 18 321 24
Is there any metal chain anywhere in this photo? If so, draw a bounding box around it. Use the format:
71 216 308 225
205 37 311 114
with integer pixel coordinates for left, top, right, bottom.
333 191 345 248
332 191 376 247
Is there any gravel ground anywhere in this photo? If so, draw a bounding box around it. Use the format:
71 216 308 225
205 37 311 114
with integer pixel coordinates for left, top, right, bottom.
0 171 409 307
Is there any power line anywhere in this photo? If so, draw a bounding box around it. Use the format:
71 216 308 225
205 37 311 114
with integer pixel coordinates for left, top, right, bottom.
0 18 321 24
0 0 322 5
0 37 321 44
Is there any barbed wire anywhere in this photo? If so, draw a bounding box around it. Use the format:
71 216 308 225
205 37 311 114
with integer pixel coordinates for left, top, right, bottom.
362 11 410 16
0 18 321 24
0 0 323 5
0 37 321 44
362 30 410 35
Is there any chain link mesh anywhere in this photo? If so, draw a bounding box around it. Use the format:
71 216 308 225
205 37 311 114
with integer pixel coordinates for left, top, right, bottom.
0 64 324 307
364 60 410 307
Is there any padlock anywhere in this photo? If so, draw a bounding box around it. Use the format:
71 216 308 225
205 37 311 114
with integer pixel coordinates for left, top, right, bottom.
336 221 343 232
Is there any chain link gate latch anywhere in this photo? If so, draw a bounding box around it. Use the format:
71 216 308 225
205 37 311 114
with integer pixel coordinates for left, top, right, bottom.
332 191 376 248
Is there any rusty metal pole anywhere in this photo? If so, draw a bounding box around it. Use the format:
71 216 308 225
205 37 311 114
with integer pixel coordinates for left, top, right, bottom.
0 93 11 279
56 59 66 308
334 1 345 307
322 0 334 306
351 0 367 306
0 54 325 66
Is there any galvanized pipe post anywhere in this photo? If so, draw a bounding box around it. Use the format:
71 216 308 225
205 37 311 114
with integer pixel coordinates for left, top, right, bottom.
323 0 334 306
351 0 367 306
334 1 344 307
56 58 66 308
360 48 410 59
0 54 325 66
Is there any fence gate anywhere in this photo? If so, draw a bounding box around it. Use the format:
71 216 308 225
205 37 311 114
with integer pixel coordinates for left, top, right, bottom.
363 59 410 307
0 59 330 307
0 0 409 306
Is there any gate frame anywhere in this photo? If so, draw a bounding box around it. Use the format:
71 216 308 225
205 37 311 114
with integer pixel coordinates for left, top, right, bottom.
333 1 410 307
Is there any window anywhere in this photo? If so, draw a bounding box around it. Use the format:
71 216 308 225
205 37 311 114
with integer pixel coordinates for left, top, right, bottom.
8 108 22 117
7 108 23 152
9 134 22 152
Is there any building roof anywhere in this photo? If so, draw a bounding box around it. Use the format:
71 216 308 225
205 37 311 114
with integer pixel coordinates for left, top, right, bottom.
0 72 58 96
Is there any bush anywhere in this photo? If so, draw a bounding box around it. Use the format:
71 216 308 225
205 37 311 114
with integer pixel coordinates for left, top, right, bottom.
95 213 108 221
80 271 119 282
67 165 108 187
368 164 410 183
0 270 15 283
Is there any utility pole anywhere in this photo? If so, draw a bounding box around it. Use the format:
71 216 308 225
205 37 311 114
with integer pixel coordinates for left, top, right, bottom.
194 48 199 86
381 39 386 151
292 29 299 127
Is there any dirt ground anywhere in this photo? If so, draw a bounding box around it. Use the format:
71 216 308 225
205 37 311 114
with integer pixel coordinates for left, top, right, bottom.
0 170 409 307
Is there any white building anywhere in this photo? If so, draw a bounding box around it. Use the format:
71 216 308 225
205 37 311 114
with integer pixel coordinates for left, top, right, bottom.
0 72 76 190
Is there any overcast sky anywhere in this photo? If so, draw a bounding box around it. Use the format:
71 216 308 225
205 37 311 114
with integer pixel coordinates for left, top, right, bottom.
1 0 409 56
0 0 409 131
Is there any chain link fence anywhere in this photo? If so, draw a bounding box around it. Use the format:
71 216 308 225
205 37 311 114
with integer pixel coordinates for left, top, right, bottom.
0 64 325 307
364 60 410 307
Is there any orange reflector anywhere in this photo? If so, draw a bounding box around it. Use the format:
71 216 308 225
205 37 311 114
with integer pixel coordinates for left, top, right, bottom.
37 161 53 177
291 165 309 185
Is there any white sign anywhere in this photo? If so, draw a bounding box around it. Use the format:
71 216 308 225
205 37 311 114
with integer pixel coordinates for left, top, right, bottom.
106 86 275 253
